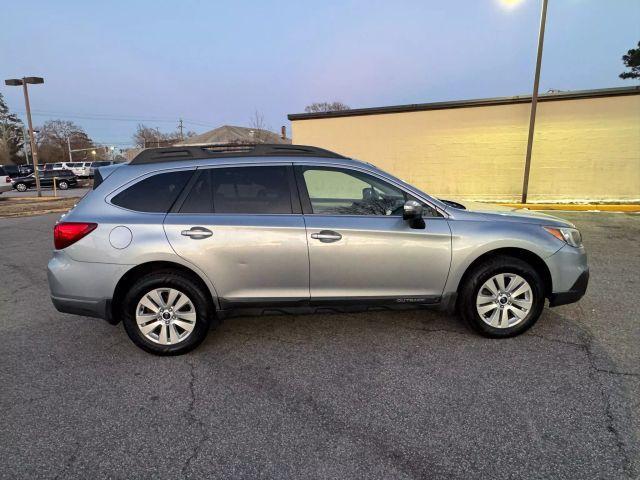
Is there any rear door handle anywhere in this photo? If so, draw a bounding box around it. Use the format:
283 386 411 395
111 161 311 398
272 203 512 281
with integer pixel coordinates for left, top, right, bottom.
181 226 213 239
310 230 342 243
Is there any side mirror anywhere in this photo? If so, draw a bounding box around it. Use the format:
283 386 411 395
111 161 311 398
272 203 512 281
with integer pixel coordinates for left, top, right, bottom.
403 200 426 229
403 200 423 220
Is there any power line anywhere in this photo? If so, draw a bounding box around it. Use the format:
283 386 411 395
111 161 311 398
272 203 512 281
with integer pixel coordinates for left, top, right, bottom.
15 110 216 128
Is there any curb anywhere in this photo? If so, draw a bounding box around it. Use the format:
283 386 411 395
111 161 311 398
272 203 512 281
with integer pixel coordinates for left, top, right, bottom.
499 203 640 212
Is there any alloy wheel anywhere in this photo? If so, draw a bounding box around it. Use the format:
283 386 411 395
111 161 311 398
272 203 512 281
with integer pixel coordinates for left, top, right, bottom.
135 288 197 345
476 273 533 328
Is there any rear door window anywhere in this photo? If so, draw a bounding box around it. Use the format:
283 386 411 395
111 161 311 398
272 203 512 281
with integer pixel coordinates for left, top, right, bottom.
178 166 293 214
212 166 292 214
112 170 192 213
180 169 213 213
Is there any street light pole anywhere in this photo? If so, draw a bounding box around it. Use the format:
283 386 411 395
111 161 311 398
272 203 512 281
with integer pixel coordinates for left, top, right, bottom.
521 0 548 204
21 80 43 197
5 76 44 197
22 127 30 166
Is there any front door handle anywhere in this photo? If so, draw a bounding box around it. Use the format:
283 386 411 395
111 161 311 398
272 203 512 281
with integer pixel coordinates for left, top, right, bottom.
311 230 342 243
181 226 213 239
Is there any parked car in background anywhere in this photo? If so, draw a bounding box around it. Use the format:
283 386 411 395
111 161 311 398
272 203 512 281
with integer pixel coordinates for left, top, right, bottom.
89 161 115 178
42 163 65 171
0 166 13 194
0 164 34 179
12 169 78 192
73 162 93 178
47 144 589 355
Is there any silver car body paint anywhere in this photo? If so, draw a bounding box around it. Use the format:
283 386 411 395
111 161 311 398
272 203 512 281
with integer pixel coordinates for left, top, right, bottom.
48 155 588 320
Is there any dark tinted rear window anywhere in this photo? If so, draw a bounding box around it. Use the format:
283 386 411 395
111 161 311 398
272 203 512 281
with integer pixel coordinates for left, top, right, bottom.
112 170 192 213
0 167 6 176
179 166 292 214
180 170 213 213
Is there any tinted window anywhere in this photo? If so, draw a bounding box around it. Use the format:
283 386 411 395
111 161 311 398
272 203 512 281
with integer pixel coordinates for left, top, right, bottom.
112 170 192 213
211 166 292 214
0 167 6 176
302 167 407 216
180 170 213 213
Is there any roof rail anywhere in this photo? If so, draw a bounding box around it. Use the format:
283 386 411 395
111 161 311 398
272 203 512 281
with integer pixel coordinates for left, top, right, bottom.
129 143 347 165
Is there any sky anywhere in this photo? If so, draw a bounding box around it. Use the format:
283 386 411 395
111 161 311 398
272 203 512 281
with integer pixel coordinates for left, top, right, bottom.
1 0 639 147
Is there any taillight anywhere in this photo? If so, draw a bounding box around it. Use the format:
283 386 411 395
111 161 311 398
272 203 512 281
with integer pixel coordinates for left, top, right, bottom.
4 176 11 183
54 222 97 250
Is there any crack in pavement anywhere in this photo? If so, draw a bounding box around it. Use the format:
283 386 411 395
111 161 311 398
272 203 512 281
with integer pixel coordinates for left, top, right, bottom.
180 358 208 478
53 441 80 480
528 314 637 478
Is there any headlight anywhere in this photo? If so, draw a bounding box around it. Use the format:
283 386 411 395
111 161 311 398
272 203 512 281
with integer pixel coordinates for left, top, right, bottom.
543 226 583 248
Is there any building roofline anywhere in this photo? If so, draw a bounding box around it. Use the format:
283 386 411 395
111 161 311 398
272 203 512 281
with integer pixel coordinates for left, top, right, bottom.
288 86 640 121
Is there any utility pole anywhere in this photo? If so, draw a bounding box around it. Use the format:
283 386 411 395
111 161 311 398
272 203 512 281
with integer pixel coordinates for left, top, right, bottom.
67 136 73 162
178 118 184 141
521 0 548 204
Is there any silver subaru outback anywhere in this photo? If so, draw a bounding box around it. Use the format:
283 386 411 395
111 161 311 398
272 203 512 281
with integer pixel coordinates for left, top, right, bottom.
47 144 588 355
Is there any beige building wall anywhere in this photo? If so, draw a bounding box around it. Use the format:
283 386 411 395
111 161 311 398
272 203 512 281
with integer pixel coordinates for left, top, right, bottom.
291 93 640 203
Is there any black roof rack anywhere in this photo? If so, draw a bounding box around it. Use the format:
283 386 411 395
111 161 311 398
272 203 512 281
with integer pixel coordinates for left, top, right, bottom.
129 143 347 165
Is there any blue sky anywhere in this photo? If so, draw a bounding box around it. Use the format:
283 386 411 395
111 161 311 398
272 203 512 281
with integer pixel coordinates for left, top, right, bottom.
1 0 639 146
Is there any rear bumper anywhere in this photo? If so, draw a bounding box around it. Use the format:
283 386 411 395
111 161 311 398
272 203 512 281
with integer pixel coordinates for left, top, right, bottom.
47 251 129 322
51 295 110 320
548 268 589 307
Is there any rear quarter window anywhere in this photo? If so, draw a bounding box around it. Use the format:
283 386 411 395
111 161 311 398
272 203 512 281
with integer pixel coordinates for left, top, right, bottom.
112 170 193 213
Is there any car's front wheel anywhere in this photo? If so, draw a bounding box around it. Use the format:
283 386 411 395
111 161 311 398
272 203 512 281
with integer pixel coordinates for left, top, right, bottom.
15 183 28 192
57 180 69 190
459 256 545 337
122 271 213 355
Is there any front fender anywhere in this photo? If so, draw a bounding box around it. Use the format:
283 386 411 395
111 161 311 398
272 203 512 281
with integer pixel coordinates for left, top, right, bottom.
443 220 563 293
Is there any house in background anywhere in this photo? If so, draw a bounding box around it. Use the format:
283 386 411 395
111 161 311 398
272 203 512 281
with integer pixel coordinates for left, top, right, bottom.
123 125 291 161
175 125 290 146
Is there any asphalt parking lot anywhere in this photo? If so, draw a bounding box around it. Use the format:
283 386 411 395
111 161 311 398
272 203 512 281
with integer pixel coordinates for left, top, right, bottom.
1 212 638 479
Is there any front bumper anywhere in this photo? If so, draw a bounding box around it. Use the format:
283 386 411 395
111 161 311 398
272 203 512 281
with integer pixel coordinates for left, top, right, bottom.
545 244 589 307
548 268 589 307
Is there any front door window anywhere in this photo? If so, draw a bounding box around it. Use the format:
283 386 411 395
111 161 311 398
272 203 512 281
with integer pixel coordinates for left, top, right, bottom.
301 167 406 216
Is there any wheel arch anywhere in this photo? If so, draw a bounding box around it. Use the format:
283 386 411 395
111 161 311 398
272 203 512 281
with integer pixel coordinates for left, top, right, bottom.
455 247 553 299
110 261 218 324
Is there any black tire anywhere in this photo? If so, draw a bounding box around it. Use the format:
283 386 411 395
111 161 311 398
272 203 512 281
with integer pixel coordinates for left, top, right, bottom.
15 183 28 192
58 180 69 190
459 255 545 338
122 271 214 355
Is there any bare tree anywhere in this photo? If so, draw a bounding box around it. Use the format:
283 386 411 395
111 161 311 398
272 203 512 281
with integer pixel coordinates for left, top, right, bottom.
133 124 183 148
249 110 272 143
37 120 93 163
304 101 350 113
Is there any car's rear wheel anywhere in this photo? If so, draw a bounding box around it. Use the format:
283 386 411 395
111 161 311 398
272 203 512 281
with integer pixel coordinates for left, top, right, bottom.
15 183 28 192
122 271 213 355
459 256 545 337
